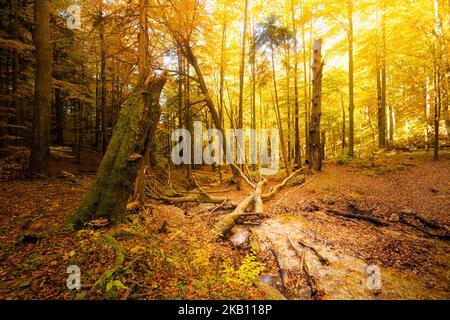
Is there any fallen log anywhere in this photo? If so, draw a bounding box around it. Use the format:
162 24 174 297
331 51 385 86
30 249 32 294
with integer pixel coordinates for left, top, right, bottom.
324 208 388 226
213 179 267 239
400 210 447 230
159 192 227 204
399 214 450 241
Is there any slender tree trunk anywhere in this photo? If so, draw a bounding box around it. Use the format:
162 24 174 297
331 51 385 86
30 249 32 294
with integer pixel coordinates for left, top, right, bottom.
292 0 301 168
444 71 450 140
341 93 346 150
30 0 53 175
434 61 440 161
382 10 390 146
376 3 386 149
377 62 386 148
302 0 310 163
286 46 291 162
185 61 192 182
251 18 257 171
309 39 323 171
99 5 108 154
177 38 241 184
219 17 227 133
95 63 100 150
177 50 183 129
271 46 291 175
55 87 64 146
347 0 355 157
238 0 248 134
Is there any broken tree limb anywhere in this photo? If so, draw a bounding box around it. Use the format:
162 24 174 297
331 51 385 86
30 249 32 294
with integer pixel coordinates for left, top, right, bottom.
269 243 288 290
231 164 256 189
261 169 306 200
297 238 330 265
285 235 316 297
301 252 318 297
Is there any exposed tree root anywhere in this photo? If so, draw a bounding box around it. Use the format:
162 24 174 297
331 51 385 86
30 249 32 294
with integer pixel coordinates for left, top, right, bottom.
95 228 127 289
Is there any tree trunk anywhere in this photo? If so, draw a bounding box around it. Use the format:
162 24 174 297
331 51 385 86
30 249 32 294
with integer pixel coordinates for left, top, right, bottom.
376 3 386 149
271 46 291 175
309 39 323 172
302 0 310 163
444 75 450 140
99 8 108 155
434 63 440 161
347 0 355 157
30 0 53 175
133 0 152 202
54 87 64 146
286 46 292 162
185 61 193 182
238 0 248 135
177 37 241 184
341 93 347 150
74 74 167 228
292 0 301 168
251 18 257 171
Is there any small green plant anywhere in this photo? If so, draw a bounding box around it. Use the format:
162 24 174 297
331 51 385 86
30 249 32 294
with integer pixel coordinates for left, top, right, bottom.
221 252 265 286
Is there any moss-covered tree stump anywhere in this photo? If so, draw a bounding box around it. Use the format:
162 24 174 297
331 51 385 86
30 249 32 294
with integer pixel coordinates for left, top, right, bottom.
74 73 167 228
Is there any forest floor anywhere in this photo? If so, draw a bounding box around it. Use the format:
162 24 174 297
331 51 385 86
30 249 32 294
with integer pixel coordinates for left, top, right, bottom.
0 149 449 300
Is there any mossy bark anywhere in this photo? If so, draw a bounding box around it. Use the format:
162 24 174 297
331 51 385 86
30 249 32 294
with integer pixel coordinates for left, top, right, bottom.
74 73 167 228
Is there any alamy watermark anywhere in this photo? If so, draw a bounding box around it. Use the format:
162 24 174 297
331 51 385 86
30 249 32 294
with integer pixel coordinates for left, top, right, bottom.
366 265 382 290
66 4 81 30
171 121 280 176
66 265 81 290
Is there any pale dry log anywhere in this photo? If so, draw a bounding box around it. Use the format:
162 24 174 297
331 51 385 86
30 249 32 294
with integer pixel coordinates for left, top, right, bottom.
261 169 306 200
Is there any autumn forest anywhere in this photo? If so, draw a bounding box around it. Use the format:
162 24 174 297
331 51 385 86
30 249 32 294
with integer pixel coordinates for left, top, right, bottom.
0 0 449 301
